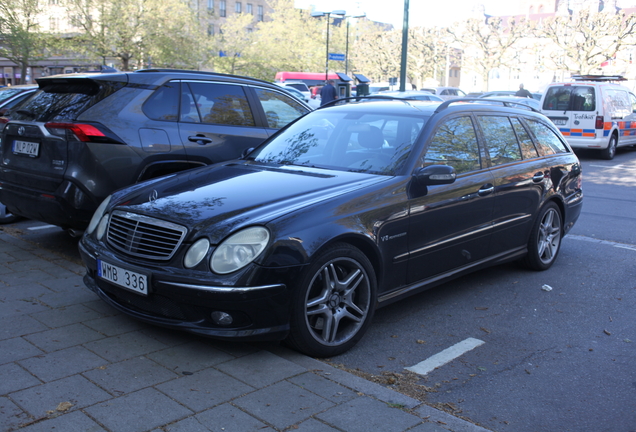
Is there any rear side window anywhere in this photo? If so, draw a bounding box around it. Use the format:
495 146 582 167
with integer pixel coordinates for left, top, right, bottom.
143 82 179 121
11 80 124 122
423 116 481 174
525 119 569 155
477 116 522 166
543 86 595 111
510 118 539 159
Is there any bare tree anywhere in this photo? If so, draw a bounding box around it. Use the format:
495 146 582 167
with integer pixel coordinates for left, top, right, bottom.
448 16 530 91
537 8 636 74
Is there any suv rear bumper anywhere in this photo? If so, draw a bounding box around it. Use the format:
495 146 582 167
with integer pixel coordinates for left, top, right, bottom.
0 177 96 229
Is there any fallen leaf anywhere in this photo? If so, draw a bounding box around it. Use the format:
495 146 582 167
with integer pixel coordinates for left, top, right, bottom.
480 327 491 334
604 329 611 336
416 339 426 344
475 307 488 310
56 402 73 412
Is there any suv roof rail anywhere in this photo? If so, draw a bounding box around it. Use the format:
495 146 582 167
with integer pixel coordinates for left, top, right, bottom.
570 74 626 82
434 98 540 114
134 68 273 85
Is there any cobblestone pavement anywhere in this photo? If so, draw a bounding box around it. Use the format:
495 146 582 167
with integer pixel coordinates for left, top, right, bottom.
0 230 492 432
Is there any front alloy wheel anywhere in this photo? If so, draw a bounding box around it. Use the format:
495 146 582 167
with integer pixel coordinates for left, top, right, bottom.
286 244 376 357
522 202 562 271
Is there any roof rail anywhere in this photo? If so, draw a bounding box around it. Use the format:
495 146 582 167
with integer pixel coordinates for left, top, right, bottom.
134 68 273 85
571 74 626 82
433 98 540 114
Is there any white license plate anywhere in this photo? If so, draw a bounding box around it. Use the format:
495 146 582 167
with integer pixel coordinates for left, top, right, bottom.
97 259 149 295
12 140 40 157
552 119 567 126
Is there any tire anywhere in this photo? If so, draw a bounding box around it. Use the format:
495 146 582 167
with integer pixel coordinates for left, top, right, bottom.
522 202 562 271
600 135 617 160
0 202 20 224
286 243 377 357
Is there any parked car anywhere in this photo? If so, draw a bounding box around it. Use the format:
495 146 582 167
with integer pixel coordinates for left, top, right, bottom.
540 75 636 159
0 85 39 224
420 86 467 100
480 90 542 101
0 69 311 231
375 90 444 101
275 83 311 104
78 97 583 357
277 80 312 101
476 96 541 110
0 84 38 116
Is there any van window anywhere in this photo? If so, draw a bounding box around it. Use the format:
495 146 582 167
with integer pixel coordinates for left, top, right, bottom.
543 86 595 111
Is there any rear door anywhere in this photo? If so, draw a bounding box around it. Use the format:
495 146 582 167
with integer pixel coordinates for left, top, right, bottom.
407 114 495 283
177 81 270 165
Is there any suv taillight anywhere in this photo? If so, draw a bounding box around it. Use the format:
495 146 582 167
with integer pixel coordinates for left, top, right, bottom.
595 116 604 129
0 117 9 133
44 122 123 144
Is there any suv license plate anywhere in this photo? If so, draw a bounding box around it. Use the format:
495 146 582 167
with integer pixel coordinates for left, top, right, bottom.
97 259 149 295
12 140 40 157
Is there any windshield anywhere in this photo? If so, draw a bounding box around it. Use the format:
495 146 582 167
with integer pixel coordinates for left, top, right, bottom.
250 109 427 175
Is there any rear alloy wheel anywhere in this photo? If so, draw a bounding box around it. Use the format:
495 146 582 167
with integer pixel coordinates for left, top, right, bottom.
522 202 562 271
601 135 617 160
286 244 376 357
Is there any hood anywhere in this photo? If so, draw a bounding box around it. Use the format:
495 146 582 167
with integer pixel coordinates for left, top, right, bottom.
112 162 390 242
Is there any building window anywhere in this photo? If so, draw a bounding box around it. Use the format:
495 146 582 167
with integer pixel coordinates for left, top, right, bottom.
220 0 226 17
257 5 264 21
236 2 242 13
207 0 213 11
247 3 253 14
208 24 214 36
49 17 59 31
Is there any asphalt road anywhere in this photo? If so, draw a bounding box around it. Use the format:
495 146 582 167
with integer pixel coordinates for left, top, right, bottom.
2 146 635 432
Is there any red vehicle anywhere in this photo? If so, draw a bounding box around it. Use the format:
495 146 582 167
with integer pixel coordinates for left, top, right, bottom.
274 71 340 87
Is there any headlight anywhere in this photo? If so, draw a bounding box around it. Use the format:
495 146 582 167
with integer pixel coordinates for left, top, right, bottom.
86 195 111 235
211 227 270 274
184 238 210 268
95 214 109 241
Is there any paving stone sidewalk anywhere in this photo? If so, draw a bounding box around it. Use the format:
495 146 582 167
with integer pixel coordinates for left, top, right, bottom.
0 230 492 432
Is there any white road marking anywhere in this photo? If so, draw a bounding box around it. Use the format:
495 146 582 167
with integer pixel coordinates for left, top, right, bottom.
405 337 485 376
567 234 636 251
27 224 58 231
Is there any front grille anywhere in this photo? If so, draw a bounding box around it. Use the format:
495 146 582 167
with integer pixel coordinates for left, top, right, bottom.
107 210 187 260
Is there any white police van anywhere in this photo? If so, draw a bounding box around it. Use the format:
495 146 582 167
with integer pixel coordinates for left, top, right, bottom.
540 75 636 159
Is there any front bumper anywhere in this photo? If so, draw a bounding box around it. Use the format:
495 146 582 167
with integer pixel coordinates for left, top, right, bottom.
79 237 299 341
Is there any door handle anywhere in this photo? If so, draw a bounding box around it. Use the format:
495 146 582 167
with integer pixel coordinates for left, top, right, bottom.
188 135 213 145
532 172 545 182
478 184 494 196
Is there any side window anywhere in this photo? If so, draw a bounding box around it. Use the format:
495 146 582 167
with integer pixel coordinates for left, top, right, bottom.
253 88 309 129
510 118 539 159
477 116 522 166
423 116 481 174
143 82 180 122
188 82 255 126
630 93 636 113
525 119 569 155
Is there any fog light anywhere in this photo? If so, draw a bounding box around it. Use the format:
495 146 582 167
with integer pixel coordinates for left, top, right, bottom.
211 311 233 326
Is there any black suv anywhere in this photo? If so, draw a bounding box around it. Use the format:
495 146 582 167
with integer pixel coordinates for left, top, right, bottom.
0 69 310 230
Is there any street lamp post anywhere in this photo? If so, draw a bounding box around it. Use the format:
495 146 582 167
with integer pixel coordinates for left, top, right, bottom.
345 13 366 76
311 10 346 82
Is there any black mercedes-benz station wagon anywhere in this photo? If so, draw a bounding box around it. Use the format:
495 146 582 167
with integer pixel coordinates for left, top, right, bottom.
79 98 583 357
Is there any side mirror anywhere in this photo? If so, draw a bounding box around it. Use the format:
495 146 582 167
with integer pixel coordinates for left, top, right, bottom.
414 164 457 186
241 147 255 159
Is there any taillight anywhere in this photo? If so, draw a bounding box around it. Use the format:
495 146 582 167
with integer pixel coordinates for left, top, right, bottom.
45 122 107 142
0 117 8 133
595 116 604 129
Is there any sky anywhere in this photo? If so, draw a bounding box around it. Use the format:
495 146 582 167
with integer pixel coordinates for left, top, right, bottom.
294 0 521 28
